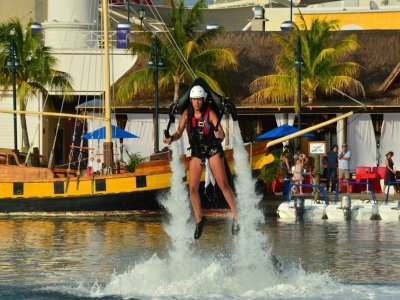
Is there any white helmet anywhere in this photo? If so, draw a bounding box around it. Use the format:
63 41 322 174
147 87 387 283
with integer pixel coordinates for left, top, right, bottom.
190 85 206 99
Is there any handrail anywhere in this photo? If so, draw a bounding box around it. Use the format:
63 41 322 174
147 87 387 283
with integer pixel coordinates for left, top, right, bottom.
334 180 377 204
0 109 106 120
385 180 400 204
267 111 354 148
286 183 329 205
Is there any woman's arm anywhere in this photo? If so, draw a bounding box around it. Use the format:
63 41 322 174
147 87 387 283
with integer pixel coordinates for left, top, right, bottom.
209 110 225 140
386 158 396 174
163 110 187 144
284 157 290 171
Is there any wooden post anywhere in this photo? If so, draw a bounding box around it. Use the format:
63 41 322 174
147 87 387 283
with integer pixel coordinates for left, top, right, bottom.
102 0 113 168
103 142 113 174
312 154 321 200
267 111 354 148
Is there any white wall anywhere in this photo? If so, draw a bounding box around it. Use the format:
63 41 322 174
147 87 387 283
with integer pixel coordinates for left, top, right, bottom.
44 0 99 49
52 50 136 95
0 94 43 151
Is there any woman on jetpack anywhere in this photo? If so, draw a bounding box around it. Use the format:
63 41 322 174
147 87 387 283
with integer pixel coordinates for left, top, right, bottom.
163 85 240 239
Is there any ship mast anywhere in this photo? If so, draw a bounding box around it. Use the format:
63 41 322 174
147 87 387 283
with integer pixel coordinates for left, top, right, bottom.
102 0 113 170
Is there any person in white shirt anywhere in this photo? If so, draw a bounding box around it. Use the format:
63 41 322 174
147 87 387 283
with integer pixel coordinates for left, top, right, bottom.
338 144 351 192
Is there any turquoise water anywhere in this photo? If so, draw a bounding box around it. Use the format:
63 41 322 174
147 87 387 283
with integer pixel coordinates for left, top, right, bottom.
1 214 400 299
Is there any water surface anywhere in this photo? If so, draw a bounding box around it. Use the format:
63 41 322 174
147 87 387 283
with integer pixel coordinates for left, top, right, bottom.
1 214 400 299
2 122 399 299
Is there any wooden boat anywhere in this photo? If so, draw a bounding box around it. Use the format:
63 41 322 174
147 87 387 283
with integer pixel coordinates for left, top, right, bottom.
0 2 273 215
0 140 269 214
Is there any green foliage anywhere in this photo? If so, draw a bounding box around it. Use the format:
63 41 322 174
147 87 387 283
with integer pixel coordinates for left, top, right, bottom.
258 148 283 183
0 18 73 150
245 14 364 106
116 0 238 104
124 151 145 173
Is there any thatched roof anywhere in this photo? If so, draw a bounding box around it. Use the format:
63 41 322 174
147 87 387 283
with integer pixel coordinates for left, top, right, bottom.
212 30 400 103
117 30 400 112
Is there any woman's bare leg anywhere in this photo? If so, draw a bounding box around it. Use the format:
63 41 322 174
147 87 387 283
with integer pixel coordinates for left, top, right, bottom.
189 157 203 223
209 154 238 219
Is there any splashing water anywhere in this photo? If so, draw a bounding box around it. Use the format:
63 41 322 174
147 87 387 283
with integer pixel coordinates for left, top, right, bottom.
231 121 279 288
89 123 342 299
160 127 194 264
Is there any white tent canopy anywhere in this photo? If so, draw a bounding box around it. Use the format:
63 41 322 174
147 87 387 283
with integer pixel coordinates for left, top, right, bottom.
379 113 400 169
347 113 377 172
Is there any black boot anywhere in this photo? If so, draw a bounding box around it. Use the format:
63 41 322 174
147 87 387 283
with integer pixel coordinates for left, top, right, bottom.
194 216 206 239
232 218 240 235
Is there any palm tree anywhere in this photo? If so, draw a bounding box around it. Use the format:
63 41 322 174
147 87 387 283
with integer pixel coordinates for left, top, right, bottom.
0 18 73 151
244 15 365 106
116 0 238 104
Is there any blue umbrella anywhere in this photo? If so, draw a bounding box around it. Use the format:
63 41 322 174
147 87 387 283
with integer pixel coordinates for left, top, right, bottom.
257 124 314 140
83 125 139 140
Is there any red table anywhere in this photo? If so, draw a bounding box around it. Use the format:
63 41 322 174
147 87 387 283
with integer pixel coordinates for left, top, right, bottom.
356 173 380 193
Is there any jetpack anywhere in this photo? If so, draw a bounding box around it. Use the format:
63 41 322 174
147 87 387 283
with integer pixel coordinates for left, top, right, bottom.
164 77 238 138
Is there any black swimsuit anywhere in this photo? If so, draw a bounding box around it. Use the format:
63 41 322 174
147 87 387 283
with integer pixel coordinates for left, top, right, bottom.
187 108 223 161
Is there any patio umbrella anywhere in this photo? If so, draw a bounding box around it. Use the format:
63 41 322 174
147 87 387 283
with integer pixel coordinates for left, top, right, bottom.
83 125 139 140
256 124 315 140
84 125 139 162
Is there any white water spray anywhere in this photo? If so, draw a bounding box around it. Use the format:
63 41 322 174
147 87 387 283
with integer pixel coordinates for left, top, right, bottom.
159 124 197 265
94 122 335 299
231 121 279 288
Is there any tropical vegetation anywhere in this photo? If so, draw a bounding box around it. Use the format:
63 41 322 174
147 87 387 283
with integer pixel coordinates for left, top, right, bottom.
244 15 365 108
258 148 283 184
0 18 73 151
116 0 238 104
124 151 146 173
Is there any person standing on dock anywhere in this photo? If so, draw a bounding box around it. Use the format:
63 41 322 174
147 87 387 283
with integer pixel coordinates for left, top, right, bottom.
163 85 240 239
326 145 338 193
293 146 308 167
281 145 291 197
338 144 351 193
384 151 396 194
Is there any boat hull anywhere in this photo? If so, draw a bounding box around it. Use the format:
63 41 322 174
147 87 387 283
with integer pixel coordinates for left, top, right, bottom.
278 199 387 221
0 141 269 213
325 201 380 221
276 199 326 220
0 184 234 214
378 203 400 221
0 190 163 213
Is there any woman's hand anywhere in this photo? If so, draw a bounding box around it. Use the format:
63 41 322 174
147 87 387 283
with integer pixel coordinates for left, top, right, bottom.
163 136 172 145
214 129 225 140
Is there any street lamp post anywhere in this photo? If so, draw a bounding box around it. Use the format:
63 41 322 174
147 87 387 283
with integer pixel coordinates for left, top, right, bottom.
295 35 302 130
126 0 131 22
148 33 164 153
138 4 146 27
6 28 19 152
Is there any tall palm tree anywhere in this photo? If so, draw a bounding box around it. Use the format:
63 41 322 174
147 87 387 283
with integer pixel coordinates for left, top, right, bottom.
0 18 73 151
245 15 364 107
116 0 238 104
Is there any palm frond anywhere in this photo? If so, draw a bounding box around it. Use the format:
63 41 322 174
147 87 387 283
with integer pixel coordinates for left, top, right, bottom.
194 48 238 70
195 26 225 47
247 15 364 105
115 68 154 105
328 76 365 97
